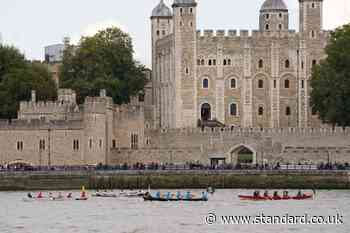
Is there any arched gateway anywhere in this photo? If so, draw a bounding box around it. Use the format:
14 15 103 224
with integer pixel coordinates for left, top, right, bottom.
229 144 257 167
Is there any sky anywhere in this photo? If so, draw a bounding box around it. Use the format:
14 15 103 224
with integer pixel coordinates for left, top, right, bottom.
0 0 349 68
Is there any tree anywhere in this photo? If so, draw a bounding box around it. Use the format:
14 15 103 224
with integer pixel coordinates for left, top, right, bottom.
0 45 57 119
60 27 147 104
310 24 350 127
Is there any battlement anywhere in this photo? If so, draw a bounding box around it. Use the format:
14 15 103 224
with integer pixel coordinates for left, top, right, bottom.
196 29 299 40
153 127 350 137
0 119 83 130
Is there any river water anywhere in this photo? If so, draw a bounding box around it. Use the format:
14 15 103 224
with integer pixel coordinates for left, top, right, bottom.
0 189 349 233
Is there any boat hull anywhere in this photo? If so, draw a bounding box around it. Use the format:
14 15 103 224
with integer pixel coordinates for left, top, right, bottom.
238 194 313 201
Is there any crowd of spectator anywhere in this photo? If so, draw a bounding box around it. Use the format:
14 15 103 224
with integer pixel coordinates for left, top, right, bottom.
1 161 350 173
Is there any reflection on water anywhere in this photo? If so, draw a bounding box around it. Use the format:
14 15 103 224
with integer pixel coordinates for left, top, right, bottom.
0 190 349 233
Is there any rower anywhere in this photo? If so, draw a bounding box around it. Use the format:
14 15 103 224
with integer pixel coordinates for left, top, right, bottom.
263 190 269 198
27 193 33 198
37 192 43 199
273 191 279 198
67 193 72 198
297 190 303 198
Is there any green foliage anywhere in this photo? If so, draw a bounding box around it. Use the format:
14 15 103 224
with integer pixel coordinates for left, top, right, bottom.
311 24 350 127
60 27 147 104
0 45 57 119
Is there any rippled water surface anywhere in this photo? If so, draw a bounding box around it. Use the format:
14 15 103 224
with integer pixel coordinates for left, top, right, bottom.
0 190 349 233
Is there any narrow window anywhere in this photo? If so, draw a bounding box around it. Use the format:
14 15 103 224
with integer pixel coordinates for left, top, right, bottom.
311 3 315 8
301 61 304 69
284 79 290 88
258 106 264 116
99 139 102 148
201 59 205 66
230 103 237 116
89 139 92 149
213 59 216 66
265 24 269 30
112 139 116 149
203 78 209 89
223 59 227 66
279 24 282 30
265 14 269 19
258 79 264 88
311 30 315 38
197 59 201 66
162 30 166 35
190 8 193 14
286 107 291 116
273 80 277 89
180 21 183 26
279 13 283 18
230 78 236 89
180 8 183 15
156 30 160 36
285 59 290 68
258 59 263 68
185 68 189 75
208 60 212 66
301 80 305 89
227 59 231 66
190 22 193 27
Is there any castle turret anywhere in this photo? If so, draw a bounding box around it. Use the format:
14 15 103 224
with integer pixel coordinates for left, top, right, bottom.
299 0 323 38
259 0 289 31
151 0 173 128
172 0 198 128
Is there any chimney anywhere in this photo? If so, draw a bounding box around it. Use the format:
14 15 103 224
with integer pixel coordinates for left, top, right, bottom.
31 90 36 102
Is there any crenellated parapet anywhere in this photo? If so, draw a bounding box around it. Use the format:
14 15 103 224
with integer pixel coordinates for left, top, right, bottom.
0 119 83 130
151 127 350 137
196 29 300 41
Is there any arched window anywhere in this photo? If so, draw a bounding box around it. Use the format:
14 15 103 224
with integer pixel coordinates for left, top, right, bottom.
265 14 269 19
228 59 232 65
190 8 193 14
258 59 263 68
230 103 237 116
279 13 283 18
230 78 237 89
201 59 205 66
208 60 212 66
180 8 183 15
286 106 291 116
213 59 216 66
258 79 264 88
311 3 315 8
265 24 269 30
311 30 315 38
223 59 227 66
185 68 189 75
156 30 160 36
278 24 282 30
258 106 264 116
197 59 201 66
284 79 290 88
202 78 209 89
285 59 290 68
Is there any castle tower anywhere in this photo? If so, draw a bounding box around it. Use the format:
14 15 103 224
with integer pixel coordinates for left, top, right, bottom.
259 0 289 31
172 0 198 128
151 0 173 128
299 0 323 38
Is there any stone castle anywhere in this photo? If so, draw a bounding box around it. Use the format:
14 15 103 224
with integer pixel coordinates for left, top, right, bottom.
1 0 350 167
151 0 327 129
